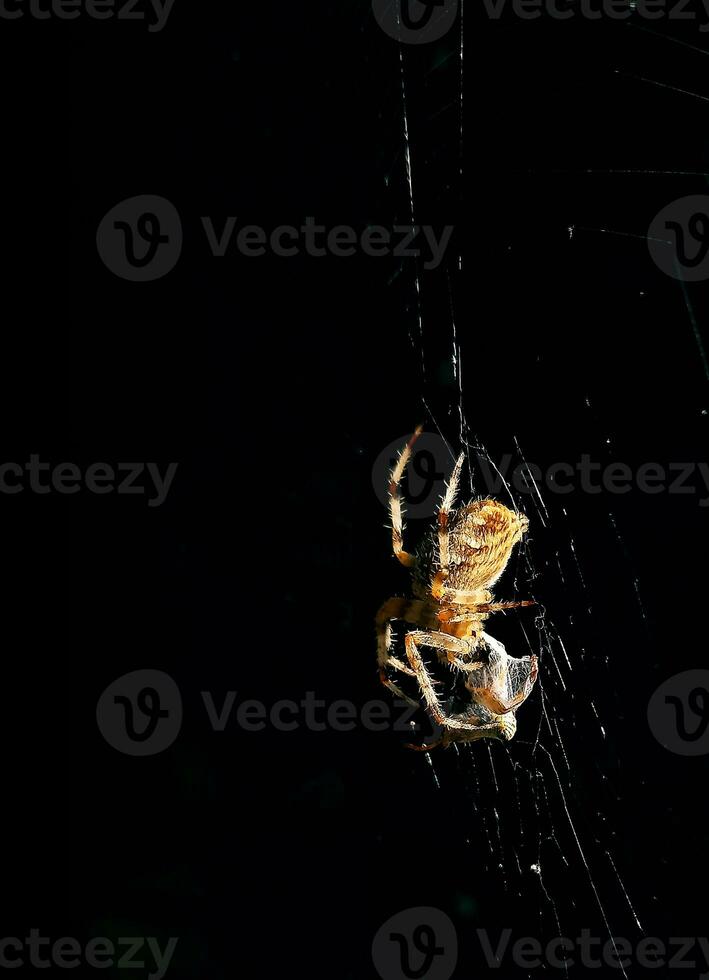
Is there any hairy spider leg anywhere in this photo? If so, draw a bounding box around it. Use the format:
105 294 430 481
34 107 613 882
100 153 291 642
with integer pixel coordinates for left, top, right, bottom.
375 596 423 707
443 598 537 614
436 451 465 572
388 425 424 569
445 592 537 623
376 599 485 705
403 631 514 750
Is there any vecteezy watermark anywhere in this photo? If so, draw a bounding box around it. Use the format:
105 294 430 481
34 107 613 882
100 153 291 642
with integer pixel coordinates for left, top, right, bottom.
372 432 709 518
649 195 709 281
97 670 428 756
373 0 709 37
0 0 175 31
0 457 178 506
480 0 709 28
200 217 453 271
478 929 709 974
373 919 709 976
648 669 709 756
372 0 460 44
96 195 454 282
372 908 457 980
0 931 178 978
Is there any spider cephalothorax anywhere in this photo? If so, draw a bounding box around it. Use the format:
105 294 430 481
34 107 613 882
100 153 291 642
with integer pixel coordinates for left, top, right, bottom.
376 427 539 750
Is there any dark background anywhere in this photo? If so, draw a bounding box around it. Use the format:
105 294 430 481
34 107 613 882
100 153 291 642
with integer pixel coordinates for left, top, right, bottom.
0 1 708 977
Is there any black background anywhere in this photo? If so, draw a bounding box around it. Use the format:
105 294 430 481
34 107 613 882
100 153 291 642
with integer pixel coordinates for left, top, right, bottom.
1 1 709 977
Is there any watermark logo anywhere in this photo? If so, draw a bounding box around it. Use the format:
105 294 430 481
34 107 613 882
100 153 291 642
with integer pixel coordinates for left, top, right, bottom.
97 195 182 282
648 195 709 282
372 0 459 44
373 434 709 513
97 669 183 756
648 669 709 756
98 201 453 282
373 0 709 35
97 675 429 756
372 907 457 980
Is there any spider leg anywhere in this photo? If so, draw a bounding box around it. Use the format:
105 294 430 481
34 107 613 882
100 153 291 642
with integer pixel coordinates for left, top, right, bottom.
413 630 485 674
388 426 423 568
379 673 419 708
438 586 536 609
446 654 487 673
470 600 536 613
376 598 420 673
403 631 514 748
376 597 425 708
436 452 465 572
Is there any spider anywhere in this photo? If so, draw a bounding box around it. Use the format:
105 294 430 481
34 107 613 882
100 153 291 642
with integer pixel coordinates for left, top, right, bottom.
376 427 539 750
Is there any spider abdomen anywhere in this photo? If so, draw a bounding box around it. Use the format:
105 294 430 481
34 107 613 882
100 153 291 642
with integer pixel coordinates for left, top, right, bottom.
445 499 528 593
412 499 528 600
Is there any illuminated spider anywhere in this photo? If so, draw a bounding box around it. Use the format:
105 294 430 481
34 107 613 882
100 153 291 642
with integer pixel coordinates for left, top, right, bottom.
376 427 539 750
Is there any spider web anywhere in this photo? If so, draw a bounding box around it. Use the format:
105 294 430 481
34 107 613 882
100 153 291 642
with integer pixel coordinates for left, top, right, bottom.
403 412 646 976
416 418 645 974
365 3 703 974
